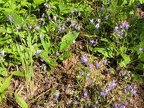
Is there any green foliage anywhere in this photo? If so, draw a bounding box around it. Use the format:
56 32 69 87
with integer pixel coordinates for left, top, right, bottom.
60 31 79 51
0 0 144 107
14 93 28 108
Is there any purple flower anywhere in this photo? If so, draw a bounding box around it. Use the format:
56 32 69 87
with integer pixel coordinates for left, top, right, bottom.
76 25 81 31
105 16 109 20
53 92 60 99
111 80 117 88
89 39 94 44
131 89 137 95
95 23 100 29
66 18 70 22
74 101 79 105
87 73 90 78
114 26 119 32
120 22 130 30
95 63 100 69
81 56 88 64
35 25 40 31
36 50 42 55
114 103 119 108
70 21 76 28
100 91 106 98
90 19 94 24
120 105 126 108
84 92 88 98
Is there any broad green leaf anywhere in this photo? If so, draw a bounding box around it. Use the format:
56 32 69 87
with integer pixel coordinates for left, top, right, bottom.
134 74 142 83
0 75 12 92
59 50 72 61
0 36 11 45
140 0 144 4
15 93 28 108
136 64 144 70
119 54 130 67
60 31 79 51
139 53 144 62
33 0 45 5
12 71 24 77
41 36 51 53
94 47 113 58
0 67 7 76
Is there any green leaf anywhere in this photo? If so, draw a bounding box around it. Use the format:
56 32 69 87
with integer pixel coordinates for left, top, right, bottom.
136 64 144 70
60 31 79 51
12 71 24 77
139 53 144 62
119 54 130 67
0 75 12 92
33 0 45 5
0 67 8 76
94 47 113 58
134 74 142 83
14 93 28 108
140 0 144 4
59 50 72 61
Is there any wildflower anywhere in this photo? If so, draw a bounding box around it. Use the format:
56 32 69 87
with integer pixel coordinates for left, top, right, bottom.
35 25 40 31
71 10 74 15
57 19 61 25
90 19 94 24
41 13 45 18
81 56 88 64
73 40 76 44
87 73 90 78
95 63 100 69
89 64 93 70
44 3 51 9
120 22 130 30
120 105 126 108
114 26 119 32
100 91 106 98
89 39 94 44
138 48 143 53
56 51 60 56
16 25 21 30
84 92 88 98
114 103 119 108
105 16 109 20
74 101 79 105
29 25 33 30
97 19 101 23
43 65 47 72
75 25 81 31
35 50 42 55
111 80 117 89
131 88 137 95
78 12 81 17
7 15 14 23
95 23 100 29
53 92 60 99
70 20 76 28
66 18 70 22
39 34 43 40
53 16 57 22
0 50 4 56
